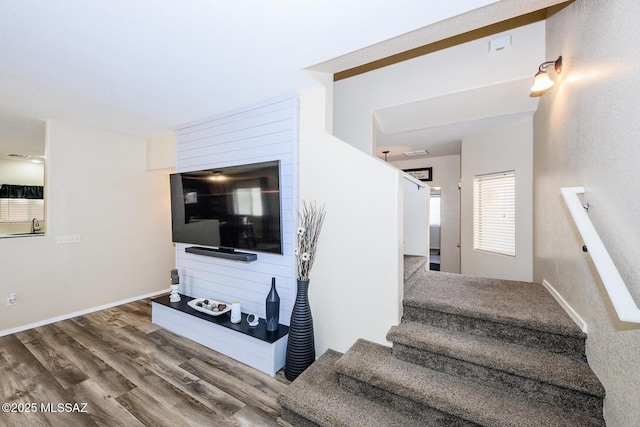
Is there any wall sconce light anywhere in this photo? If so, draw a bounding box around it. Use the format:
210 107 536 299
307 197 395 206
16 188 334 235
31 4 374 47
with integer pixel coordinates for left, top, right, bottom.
530 56 562 96
208 171 226 181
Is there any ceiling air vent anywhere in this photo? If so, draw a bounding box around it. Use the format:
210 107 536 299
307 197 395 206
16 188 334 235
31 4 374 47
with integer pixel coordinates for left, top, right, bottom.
403 149 429 157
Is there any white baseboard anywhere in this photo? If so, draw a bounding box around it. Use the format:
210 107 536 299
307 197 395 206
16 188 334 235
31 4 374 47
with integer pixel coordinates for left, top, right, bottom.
0 289 168 337
542 279 588 333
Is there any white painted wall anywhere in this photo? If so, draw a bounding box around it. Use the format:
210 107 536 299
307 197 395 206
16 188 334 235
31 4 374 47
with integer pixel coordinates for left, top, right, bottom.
402 176 429 257
430 226 440 250
461 117 533 282
146 131 176 171
392 155 461 273
533 1 640 424
0 121 174 333
173 95 298 325
300 88 403 354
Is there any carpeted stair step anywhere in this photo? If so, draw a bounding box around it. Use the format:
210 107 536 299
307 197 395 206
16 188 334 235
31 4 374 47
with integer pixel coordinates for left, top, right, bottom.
387 321 605 419
404 256 429 288
335 339 605 427
403 270 586 357
277 349 436 427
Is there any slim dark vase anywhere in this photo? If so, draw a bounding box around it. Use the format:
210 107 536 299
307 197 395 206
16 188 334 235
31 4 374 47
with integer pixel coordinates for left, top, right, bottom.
285 279 315 381
266 277 280 332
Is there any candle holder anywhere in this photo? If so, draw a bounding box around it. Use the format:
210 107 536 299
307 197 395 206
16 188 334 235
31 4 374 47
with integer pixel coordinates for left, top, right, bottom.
230 301 242 324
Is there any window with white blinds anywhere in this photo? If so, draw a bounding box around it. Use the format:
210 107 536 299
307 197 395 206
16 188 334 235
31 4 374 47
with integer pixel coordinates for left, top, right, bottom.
473 170 515 257
0 198 45 223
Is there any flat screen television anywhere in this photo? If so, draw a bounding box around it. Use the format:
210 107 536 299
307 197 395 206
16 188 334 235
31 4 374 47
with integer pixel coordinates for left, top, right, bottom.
170 160 282 254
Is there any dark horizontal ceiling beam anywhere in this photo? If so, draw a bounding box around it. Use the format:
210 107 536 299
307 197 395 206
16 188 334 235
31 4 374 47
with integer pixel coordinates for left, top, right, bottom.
334 5 569 82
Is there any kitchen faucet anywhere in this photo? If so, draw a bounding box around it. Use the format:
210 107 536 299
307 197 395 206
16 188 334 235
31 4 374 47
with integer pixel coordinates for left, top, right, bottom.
31 217 41 234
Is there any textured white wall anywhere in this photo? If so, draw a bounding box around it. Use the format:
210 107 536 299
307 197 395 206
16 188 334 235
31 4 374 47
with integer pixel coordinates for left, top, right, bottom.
0 121 174 332
533 1 640 425
461 117 533 282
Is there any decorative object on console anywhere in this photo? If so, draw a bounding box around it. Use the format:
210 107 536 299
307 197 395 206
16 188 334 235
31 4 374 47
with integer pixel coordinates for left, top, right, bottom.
170 284 180 302
285 200 326 381
230 301 242 324
246 313 259 327
188 298 231 316
266 277 280 332
170 269 180 302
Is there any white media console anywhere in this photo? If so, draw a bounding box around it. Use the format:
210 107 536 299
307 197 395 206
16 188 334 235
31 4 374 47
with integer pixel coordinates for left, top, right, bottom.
152 294 288 377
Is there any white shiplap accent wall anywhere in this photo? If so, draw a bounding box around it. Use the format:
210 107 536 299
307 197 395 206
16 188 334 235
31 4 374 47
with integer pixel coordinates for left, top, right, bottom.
175 94 299 325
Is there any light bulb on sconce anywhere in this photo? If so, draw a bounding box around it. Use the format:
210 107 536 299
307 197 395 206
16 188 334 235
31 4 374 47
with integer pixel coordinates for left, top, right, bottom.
530 56 562 96
208 171 226 181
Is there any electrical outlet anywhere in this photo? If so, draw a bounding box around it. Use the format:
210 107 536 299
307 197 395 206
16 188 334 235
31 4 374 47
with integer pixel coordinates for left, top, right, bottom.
7 293 17 306
57 234 81 244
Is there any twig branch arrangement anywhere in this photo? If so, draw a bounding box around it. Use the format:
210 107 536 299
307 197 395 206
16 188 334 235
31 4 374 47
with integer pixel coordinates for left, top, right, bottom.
296 200 326 281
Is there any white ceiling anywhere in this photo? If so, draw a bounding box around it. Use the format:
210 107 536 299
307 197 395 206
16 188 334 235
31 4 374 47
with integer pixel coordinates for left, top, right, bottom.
0 0 500 141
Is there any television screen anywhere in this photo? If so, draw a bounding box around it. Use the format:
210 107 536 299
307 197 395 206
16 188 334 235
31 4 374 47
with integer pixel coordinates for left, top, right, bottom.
170 160 282 254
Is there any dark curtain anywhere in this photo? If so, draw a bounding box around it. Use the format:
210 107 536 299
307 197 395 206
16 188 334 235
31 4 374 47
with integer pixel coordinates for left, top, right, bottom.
0 184 44 199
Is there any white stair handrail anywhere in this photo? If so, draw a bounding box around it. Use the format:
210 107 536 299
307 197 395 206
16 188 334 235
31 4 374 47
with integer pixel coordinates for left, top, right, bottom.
561 187 640 323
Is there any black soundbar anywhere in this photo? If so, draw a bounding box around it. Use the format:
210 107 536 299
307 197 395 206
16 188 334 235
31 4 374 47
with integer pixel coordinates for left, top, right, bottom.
185 246 258 262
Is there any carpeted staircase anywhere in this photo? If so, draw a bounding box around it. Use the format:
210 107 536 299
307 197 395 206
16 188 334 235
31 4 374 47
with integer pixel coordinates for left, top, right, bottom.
277 259 606 426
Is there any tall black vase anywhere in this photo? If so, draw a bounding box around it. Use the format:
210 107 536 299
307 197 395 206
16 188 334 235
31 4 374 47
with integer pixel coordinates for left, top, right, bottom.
285 279 315 381
266 277 280 332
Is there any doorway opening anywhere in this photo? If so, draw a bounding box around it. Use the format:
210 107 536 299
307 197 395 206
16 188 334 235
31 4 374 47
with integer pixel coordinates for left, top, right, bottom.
429 187 441 271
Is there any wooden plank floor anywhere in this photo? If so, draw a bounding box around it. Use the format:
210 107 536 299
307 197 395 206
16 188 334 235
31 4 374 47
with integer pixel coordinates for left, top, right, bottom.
0 298 291 426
